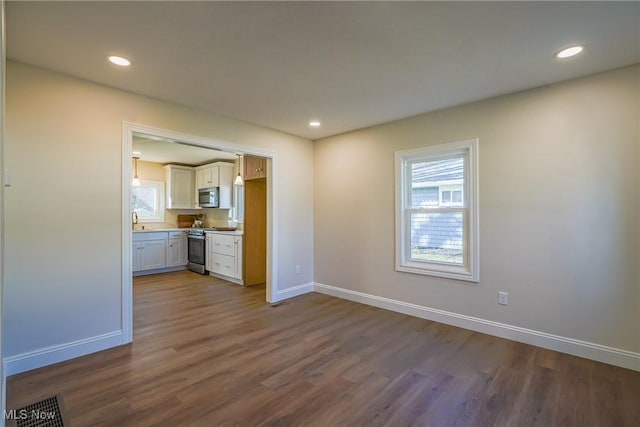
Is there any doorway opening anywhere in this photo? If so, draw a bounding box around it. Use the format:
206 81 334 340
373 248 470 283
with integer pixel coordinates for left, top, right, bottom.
122 123 276 343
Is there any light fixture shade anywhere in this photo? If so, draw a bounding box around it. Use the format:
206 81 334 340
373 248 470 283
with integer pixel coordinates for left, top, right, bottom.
234 153 243 186
132 156 141 186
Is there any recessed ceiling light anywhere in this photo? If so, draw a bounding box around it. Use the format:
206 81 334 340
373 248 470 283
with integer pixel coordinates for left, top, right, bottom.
555 45 584 59
309 121 321 127
108 55 132 67
132 151 142 155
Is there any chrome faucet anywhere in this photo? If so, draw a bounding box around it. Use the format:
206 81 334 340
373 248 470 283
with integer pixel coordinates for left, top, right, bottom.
132 211 139 228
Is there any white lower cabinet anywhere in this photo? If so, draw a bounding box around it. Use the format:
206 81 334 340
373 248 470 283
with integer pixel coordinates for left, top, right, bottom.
133 231 188 274
133 234 167 272
167 231 188 267
206 232 243 282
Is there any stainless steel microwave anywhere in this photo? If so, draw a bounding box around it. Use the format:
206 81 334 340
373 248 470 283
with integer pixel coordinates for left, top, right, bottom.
198 187 219 208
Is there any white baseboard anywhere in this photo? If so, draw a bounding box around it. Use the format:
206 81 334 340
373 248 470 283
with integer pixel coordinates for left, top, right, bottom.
274 282 314 302
313 282 640 372
3 330 124 376
133 265 186 277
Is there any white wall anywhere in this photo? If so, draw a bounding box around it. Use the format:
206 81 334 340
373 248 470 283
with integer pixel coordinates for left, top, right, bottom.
4 61 314 361
314 65 639 358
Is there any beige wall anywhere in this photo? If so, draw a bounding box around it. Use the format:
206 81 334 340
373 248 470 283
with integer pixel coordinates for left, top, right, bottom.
5 61 314 357
314 65 639 352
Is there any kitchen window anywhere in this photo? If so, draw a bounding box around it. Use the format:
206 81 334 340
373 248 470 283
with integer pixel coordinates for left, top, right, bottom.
232 185 244 222
132 180 165 222
395 139 479 282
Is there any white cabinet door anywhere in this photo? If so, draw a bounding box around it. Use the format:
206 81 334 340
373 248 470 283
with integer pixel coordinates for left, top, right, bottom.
205 234 213 272
217 163 233 209
165 165 194 209
178 235 188 266
140 239 167 270
167 238 183 267
167 231 188 267
132 242 142 272
196 165 219 189
234 236 243 279
196 169 206 190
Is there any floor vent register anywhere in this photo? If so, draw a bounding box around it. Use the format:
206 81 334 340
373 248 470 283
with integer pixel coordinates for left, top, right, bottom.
7 394 69 427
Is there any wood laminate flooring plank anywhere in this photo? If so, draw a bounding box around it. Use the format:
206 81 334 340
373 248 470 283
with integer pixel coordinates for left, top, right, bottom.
7 271 640 426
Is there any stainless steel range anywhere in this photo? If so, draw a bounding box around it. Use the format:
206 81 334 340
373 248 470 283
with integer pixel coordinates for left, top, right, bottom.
187 228 209 274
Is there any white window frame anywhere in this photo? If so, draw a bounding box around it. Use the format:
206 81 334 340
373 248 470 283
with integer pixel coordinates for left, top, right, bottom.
232 184 244 223
395 139 479 282
132 179 165 223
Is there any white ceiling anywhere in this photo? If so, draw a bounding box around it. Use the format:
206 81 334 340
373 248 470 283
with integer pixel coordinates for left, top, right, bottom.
6 2 639 140
132 133 238 165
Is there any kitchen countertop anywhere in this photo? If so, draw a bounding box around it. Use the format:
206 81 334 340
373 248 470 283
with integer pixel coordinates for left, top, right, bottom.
132 228 243 235
132 228 185 233
204 229 243 236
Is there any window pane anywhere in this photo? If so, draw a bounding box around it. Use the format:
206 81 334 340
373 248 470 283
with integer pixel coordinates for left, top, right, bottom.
411 186 439 208
132 186 158 218
410 157 464 208
452 190 462 203
410 212 464 265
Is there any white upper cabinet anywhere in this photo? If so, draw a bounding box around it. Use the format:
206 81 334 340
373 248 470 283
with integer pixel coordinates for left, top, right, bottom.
195 164 219 189
165 165 195 209
195 162 234 209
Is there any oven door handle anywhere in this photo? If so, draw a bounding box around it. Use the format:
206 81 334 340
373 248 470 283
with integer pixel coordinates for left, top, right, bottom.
188 235 206 240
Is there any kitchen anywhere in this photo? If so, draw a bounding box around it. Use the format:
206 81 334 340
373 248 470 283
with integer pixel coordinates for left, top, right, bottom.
131 131 267 289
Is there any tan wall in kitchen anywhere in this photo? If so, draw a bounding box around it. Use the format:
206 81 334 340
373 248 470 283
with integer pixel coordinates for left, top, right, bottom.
5 61 314 358
135 159 164 181
133 160 234 229
314 65 640 354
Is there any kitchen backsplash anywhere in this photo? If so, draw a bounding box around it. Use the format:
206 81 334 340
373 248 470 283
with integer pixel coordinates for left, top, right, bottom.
166 208 237 228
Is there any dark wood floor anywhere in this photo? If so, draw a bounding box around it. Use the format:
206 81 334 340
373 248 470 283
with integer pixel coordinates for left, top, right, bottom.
7 271 640 426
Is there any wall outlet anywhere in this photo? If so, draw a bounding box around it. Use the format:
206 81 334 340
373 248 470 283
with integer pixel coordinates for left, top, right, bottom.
498 291 509 305
295 265 301 274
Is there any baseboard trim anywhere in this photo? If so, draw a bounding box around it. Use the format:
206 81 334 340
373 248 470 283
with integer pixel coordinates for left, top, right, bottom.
313 282 640 372
274 282 314 302
133 265 186 277
3 330 124 376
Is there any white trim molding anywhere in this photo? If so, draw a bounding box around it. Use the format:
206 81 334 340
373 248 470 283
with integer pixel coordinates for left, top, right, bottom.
395 138 479 282
313 282 640 372
3 331 124 376
274 282 314 302
122 122 279 335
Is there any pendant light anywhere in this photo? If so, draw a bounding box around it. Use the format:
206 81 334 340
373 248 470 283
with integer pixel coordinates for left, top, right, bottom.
132 156 141 187
234 154 243 186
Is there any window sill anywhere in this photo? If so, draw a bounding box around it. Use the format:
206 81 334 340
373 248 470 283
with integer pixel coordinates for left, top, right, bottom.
395 264 479 283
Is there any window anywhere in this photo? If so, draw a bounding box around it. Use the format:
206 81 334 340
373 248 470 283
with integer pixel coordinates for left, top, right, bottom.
132 180 165 222
395 139 479 282
232 184 244 222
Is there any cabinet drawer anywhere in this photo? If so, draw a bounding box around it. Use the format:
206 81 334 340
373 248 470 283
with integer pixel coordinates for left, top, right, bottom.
169 231 187 239
133 232 168 242
210 234 235 256
210 254 235 277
